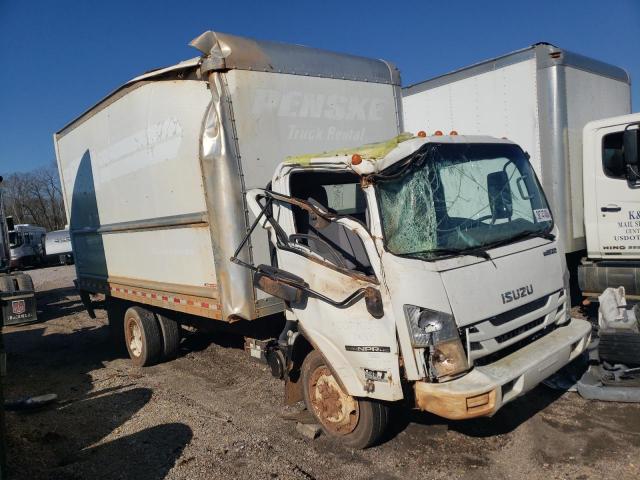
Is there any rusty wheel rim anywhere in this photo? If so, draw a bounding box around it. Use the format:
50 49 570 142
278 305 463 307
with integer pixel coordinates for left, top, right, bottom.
308 365 359 436
125 317 142 358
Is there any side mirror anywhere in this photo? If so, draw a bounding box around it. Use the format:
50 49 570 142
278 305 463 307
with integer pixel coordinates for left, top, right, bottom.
487 171 513 219
6 216 14 231
253 264 308 304
624 128 640 186
364 287 384 319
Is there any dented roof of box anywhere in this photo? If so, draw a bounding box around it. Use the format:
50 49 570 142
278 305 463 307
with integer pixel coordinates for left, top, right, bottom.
55 30 400 136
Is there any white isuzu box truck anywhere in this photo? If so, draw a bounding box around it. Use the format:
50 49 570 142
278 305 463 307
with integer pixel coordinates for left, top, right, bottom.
402 43 631 301
55 31 590 447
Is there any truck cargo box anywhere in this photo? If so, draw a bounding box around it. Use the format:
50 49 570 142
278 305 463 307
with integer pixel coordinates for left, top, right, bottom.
54 30 402 322
402 43 631 255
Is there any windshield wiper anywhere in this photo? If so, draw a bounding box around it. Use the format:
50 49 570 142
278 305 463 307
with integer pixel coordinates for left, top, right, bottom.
411 246 493 261
487 229 555 250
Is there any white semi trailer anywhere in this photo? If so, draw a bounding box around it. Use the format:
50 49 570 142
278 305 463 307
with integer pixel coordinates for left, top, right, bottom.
55 31 590 447
402 43 631 301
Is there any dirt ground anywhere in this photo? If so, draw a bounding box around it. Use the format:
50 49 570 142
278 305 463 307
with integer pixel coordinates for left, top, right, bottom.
2 265 640 480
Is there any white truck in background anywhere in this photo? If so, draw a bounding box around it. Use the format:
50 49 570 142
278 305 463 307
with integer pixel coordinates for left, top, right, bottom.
0 179 9 275
55 31 590 448
579 113 640 299
8 224 46 269
45 228 73 265
0 178 37 325
402 43 631 302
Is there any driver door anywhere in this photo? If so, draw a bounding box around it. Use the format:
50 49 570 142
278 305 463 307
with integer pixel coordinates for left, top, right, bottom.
248 170 402 400
594 127 640 258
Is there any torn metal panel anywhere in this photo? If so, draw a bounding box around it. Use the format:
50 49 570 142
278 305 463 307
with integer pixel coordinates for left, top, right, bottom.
192 30 400 85
200 72 256 321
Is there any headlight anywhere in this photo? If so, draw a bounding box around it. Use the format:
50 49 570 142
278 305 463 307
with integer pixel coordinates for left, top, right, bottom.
403 305 468 380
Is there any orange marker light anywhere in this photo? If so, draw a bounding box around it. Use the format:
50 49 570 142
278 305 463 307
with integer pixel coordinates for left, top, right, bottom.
449 130 458 136
417 130 427 137
434 130 443 136
351 154 362 165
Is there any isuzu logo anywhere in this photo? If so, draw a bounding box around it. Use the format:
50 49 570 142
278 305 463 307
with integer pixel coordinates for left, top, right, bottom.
501 285 533 304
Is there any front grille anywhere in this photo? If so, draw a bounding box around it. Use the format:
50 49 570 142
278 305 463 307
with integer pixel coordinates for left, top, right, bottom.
464 289 565 364
495 317 544 343
487 291 557 326
474 324 557 366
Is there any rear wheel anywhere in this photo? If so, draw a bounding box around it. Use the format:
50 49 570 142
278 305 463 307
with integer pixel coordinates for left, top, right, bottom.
15 274 34 292
155 313 181 360
301 350 389 448
0 276 14 293
123 306 162 367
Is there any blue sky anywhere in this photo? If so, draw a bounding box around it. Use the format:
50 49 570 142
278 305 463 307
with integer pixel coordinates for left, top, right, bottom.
1 0 638 173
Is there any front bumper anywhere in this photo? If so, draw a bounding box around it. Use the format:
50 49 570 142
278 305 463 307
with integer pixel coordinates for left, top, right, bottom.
414 318 591 420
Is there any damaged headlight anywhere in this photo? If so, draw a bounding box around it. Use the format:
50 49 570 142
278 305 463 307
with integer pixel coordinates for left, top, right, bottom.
403 305 468 380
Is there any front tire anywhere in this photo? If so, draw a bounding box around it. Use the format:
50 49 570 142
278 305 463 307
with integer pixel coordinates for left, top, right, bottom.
123 306 162 367
301 350 389 448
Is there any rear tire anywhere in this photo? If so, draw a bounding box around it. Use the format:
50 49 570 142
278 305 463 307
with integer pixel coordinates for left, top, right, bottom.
156 313 181 360
301 350 389 448
15 274 34 292
0 276 14 293
123 306 162 367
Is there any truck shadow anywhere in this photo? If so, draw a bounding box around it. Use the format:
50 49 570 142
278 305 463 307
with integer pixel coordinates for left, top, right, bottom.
386 384 565 441
35 286 92 322
2 326 192 479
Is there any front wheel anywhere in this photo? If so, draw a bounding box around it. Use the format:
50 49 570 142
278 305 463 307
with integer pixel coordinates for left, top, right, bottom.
301 350 389 448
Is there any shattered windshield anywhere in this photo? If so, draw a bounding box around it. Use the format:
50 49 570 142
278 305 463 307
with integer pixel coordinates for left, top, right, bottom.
375 143 553 260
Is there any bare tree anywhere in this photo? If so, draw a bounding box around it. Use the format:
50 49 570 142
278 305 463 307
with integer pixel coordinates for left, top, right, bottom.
2 162 66 231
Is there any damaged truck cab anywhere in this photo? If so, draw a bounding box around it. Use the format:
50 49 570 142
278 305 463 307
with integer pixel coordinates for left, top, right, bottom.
244 134 591 446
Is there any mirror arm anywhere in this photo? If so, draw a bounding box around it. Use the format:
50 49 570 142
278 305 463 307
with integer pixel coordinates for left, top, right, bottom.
230 196 273 271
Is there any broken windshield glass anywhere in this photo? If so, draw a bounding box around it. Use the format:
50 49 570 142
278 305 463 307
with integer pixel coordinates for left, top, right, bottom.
375 143 553 260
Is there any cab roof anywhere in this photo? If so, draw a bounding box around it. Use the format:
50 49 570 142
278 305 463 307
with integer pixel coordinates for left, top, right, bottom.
583 112 640 133
284 133 516 175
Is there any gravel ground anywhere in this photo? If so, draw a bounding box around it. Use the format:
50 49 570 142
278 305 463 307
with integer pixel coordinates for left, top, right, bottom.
2 265 640 479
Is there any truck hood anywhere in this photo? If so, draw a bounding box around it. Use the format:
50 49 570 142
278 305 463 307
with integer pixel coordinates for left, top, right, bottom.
440 241 563 326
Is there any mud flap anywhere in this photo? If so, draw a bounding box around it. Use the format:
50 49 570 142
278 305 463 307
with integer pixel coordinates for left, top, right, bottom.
79 289 96 319
284 376 304 406
0 273 38 325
